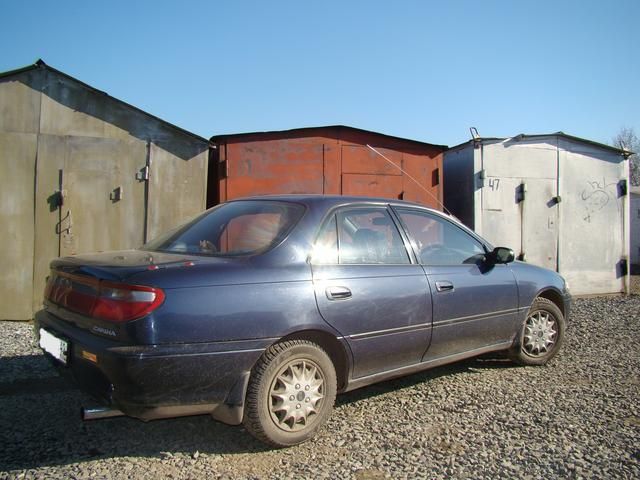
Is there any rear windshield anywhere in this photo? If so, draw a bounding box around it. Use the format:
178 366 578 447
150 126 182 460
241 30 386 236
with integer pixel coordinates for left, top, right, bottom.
144 200 305 256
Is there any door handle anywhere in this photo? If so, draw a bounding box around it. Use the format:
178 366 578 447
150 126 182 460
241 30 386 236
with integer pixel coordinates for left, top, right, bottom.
435 281 454 292
326 286 352 300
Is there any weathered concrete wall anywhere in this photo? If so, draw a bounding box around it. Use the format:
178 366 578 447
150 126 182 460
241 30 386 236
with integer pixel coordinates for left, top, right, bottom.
0 65 209 320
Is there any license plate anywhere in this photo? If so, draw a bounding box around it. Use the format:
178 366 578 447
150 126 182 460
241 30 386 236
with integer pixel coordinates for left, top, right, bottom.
39 328 69 365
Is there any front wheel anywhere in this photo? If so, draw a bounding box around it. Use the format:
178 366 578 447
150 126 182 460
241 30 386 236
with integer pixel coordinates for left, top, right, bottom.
243 340 337 447
509 297 565 366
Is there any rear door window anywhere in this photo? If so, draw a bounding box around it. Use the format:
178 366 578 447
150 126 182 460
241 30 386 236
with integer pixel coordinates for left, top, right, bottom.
312 208 410 265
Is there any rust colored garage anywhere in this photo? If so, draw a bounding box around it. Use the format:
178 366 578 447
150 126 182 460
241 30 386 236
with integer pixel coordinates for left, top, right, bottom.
209 126 447 210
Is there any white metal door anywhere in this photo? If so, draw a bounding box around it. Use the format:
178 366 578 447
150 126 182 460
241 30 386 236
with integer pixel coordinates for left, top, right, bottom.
558 143 625 295
521 178 558 270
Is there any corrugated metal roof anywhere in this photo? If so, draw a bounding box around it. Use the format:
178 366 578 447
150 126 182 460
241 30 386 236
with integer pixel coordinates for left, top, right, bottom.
0 59 209 144
211 125 448 150
449 131 631 156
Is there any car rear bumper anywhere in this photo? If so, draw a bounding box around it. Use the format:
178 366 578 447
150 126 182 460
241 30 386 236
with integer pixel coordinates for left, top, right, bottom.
34 310 268 424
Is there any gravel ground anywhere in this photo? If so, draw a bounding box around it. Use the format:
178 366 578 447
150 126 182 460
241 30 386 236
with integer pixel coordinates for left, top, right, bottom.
1 296 639 479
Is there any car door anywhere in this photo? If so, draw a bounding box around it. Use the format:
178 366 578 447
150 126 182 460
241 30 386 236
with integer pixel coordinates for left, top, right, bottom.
393 208 519 361
310 206 432 379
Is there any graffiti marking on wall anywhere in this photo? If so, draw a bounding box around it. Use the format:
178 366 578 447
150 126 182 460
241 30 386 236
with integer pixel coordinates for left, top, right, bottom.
580 179 619 223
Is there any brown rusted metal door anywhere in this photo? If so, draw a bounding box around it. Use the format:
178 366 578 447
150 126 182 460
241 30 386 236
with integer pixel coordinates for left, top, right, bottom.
220 140 324 201
212 133 444 209
341 145 403 198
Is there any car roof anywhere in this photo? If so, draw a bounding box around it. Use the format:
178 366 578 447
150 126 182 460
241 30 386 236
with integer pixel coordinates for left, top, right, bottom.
229 194 443 213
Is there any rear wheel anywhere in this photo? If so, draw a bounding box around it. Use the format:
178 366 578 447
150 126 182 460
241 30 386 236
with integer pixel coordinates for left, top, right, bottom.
243 340 337 447
509 297 565 366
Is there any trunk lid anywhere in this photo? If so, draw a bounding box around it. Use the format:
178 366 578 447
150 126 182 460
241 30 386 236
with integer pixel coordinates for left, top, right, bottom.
43 249 203 340
49 249 197 281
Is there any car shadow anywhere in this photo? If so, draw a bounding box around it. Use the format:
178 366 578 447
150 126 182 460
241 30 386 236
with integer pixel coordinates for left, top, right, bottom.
336 354 515 407
0 353 517 472
0 354 270 472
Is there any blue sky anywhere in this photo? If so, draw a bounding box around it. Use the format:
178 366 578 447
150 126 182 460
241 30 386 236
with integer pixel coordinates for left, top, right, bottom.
1 0 638 147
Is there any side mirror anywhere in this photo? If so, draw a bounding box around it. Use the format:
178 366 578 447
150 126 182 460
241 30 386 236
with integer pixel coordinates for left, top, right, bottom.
486 247 515 265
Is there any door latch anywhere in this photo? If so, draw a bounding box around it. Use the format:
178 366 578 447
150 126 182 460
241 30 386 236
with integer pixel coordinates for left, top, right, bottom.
56 210 72 235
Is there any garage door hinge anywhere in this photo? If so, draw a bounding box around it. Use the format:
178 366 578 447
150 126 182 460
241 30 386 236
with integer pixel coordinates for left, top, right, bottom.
516 183 526 203
619 257 628 276
136 166 149 182
618 179 627 197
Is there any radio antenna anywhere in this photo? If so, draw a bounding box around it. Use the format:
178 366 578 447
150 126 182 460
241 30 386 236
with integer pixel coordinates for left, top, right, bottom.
365 144 454 217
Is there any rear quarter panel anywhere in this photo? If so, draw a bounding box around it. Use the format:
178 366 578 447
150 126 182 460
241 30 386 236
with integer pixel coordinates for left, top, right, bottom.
127 261 339 345
136 279 333 344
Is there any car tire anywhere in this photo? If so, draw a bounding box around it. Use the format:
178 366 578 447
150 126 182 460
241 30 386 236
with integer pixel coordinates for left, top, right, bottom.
243 340 337 447
509 297 565 366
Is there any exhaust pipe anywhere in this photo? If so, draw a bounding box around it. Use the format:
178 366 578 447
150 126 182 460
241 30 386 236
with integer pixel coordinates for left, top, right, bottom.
81 406 125 421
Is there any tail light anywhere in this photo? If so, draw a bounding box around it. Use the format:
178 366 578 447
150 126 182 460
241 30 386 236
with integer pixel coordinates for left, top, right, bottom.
45 272 165 323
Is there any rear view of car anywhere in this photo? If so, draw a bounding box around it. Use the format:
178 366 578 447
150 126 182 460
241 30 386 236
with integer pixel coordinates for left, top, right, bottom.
35 200 307 425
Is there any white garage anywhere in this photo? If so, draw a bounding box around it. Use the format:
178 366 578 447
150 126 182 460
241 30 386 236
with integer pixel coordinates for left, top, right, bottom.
444 132 631 296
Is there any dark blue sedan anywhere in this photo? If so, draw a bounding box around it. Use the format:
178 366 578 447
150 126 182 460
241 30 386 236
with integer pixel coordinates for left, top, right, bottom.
35 195 570 446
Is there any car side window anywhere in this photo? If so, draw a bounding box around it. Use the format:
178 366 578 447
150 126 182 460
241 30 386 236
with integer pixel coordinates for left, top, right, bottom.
312 208 410 265
397 209 486 266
